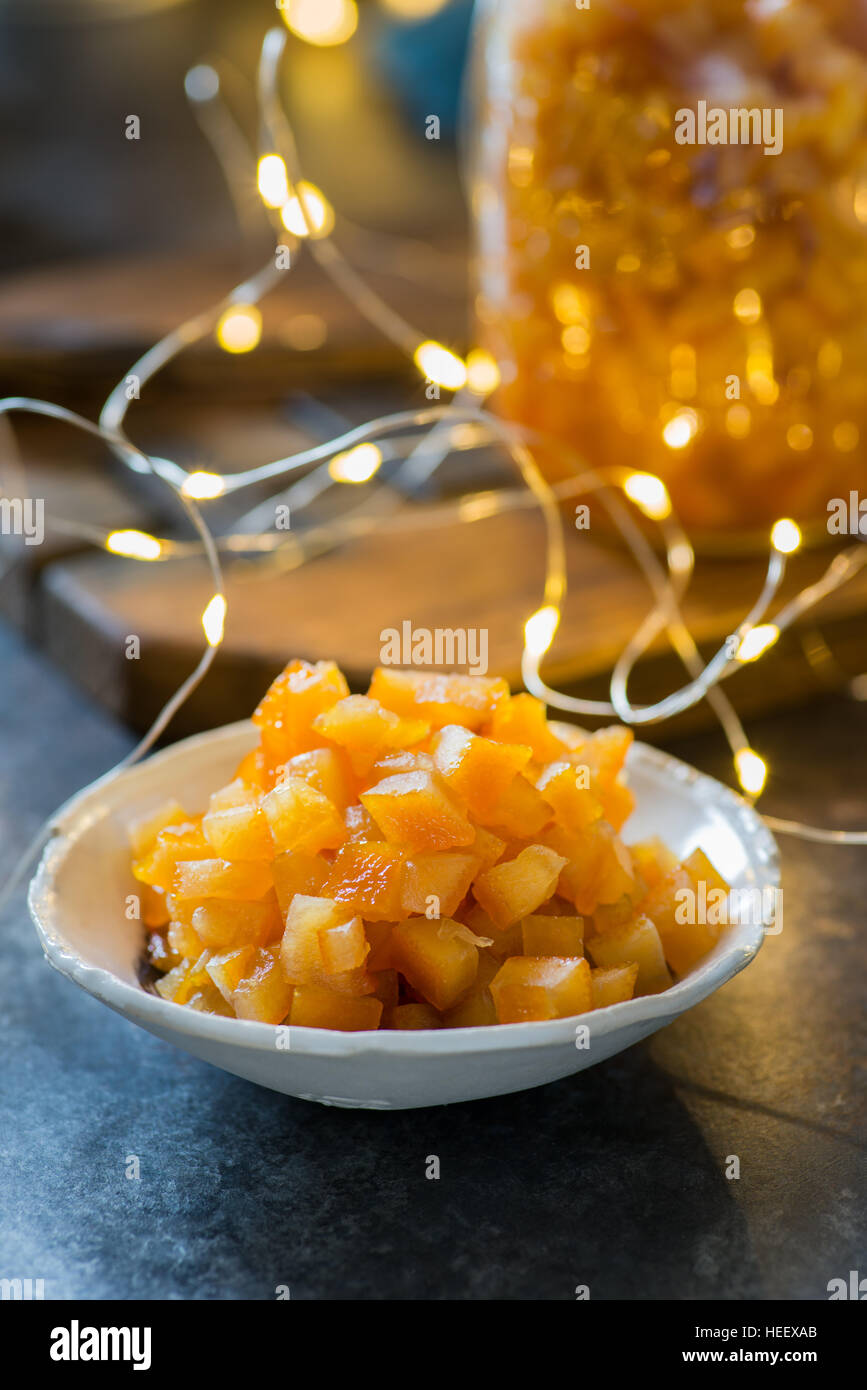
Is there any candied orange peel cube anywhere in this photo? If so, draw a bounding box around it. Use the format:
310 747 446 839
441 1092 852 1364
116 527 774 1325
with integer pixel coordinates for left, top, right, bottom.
391 918 481 1011
133 820 211 892
631 836 680 892
186 982 234 1017
343 803 383 842
167 919 206 961
191 896 281 951
233 947 293 1024
289 984 383 1032
590 963 639 1010
281 895 374 996
140 885 170 929
282 747 358 812
478 771 551 839
319 915 370 974
535 760 603 833
130 799 188 859
521 913 585 958
641 865 719 978
368 667 508 731
361 770 474 853
261 776 345 855
387 1002 443 1030
401 851 477 918
205 946 255 1003
271 850 329 918
155 951 213 1006
490 956 592 1024
313 695 429 776
442 952 500 1028
468 825 507 874
173 858 273 902
587 915 672 996
325 841 407 921
684 848 731 900
483 693 568 762
472 843 567 929
253 659 349 778
432 725 532 819
202 801 274 863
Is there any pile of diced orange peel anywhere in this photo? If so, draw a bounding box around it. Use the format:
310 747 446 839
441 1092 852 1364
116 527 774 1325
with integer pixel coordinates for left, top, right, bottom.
132 662 729 1030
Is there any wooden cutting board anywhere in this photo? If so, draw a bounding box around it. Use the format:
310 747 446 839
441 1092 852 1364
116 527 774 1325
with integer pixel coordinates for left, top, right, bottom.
33 502 867 740
2 249 865 742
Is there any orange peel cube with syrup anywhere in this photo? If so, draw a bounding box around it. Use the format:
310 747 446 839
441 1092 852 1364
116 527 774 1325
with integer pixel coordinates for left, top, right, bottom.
289 985 383 1032
172 858 273 903
520 913 585 958
261 776 345 855
232 946 293 1024
641 866 720 978
361 770 475 853
490 956 592 1024
431 725 532 820
252 659 349 779
587 916 673 996
202 801 275 862
281 895 374 996
400 851 478 918
472 844 567 929
324 841 407 921
313 695 429 777
368 668 508 731
590 963 639 1010
390 918 481 1011
483 693 568 762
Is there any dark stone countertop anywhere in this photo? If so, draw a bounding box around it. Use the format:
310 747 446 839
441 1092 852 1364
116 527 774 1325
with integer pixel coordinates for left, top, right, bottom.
1 623 864 1300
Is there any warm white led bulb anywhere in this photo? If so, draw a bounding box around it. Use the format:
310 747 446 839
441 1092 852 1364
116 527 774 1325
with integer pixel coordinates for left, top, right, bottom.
328 443 383 484
623 471 672 521
413 340 468 391
735 623 780 663
524 605 560 659
215 304 262 355
735 748 768 797
182 471 226 500
201 594 227 647
105 529 162 561
257 154 289 210
771 518 802 554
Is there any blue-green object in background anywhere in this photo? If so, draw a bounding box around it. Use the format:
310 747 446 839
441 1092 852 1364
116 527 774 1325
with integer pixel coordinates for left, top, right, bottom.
373 0 474 142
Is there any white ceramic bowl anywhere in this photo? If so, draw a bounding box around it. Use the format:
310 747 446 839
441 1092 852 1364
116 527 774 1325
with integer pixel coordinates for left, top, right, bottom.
28 721 779 1109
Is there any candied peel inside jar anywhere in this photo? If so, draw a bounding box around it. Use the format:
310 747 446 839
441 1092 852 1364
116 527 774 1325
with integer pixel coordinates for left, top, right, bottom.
473 0 867 537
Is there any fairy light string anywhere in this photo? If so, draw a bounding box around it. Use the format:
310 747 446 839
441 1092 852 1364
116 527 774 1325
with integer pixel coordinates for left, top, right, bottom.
0 26 862 860
0 398 225 920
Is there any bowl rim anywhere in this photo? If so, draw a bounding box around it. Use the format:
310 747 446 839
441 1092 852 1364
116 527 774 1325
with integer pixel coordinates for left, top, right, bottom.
28 720 779 1060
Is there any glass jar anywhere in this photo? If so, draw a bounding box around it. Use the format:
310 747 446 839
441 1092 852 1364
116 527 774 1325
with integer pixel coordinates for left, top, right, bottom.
469 0 867 544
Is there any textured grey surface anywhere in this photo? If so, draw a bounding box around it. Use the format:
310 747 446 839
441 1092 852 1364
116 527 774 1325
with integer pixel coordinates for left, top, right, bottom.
0 623 864 1300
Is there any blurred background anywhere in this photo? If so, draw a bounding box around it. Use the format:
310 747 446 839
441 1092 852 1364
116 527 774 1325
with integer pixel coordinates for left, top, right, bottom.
0 0 493 734
0 0 472 272
0 0 864 743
